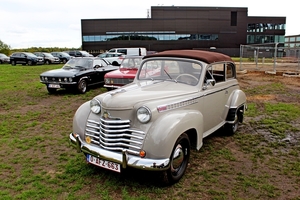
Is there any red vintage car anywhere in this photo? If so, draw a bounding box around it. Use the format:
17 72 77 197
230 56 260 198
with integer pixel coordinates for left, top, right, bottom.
104 55 143 90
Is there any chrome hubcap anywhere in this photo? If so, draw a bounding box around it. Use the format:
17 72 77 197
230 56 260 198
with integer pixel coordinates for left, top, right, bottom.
171 144 184 172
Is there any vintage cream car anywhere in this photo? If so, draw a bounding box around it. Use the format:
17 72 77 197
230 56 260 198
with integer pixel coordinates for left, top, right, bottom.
69 50 247 184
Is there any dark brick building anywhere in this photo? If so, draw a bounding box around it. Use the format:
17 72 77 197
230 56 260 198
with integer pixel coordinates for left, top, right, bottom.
81 6 286 56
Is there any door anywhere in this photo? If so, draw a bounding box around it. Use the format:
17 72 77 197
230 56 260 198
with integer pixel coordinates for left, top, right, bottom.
201 64 230 136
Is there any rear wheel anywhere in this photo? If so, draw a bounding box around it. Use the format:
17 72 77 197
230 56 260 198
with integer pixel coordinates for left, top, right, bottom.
224 113 239 135
77 79 87 94
112 61 119 66
162 133 190 185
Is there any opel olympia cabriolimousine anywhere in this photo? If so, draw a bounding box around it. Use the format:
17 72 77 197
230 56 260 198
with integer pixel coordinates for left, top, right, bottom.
69 50 247 184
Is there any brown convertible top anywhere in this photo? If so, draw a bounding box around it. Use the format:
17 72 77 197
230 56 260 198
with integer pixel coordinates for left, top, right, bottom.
144 50 233 64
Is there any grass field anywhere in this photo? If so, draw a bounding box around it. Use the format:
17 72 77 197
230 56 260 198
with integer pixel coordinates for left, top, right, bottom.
0 63 299 200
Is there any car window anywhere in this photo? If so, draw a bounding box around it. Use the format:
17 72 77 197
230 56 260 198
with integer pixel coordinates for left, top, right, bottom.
226 63 235 79
117 49 127 54
121 57 142 68
210 63 225 83
138 59 202 86
94 59 108 67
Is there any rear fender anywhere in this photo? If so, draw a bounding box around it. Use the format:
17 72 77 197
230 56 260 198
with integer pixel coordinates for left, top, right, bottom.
226 89 247 123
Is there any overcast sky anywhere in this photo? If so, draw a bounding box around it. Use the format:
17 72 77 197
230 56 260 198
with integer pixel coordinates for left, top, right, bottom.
0 0 298 49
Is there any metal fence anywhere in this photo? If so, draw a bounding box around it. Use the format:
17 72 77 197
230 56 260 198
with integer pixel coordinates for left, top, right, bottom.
239 43 300 72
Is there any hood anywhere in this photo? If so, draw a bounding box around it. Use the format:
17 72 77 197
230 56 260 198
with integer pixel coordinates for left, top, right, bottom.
99 81 198 109
105 68 137 79
40 68 79 77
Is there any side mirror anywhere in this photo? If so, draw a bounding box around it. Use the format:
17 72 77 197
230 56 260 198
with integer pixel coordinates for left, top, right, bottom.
202 79 216 90
206 79 216 86
94 65 102 69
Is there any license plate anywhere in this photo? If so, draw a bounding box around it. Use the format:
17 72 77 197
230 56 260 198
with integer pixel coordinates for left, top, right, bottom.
86 154 121 173
48 84 60 88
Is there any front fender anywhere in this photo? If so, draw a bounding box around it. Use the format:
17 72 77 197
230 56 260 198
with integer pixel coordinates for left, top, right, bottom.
142 109 203 159
72 101 91 138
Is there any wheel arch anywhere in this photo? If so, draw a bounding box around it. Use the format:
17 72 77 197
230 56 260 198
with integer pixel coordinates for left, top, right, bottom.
226 89 247 123
142 110 204 159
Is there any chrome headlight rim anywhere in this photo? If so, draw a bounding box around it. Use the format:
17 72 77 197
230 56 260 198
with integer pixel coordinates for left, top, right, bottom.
137 106 151 123
90 98 101 114
104 78 110 84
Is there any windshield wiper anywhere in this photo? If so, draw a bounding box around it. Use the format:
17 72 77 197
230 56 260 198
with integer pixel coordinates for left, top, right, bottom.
164 69 177 83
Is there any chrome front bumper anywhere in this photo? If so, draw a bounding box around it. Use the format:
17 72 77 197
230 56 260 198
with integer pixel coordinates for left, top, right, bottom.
69 133 170 171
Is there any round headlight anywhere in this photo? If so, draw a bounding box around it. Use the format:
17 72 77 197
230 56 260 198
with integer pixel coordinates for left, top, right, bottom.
137 106 151 123
64 77 68 82
90 98 101 114
45 77 48 81
69 77 72 82
105 78 110 84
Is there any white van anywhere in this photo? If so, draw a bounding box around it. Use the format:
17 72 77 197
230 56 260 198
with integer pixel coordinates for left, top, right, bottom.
107 47 147 56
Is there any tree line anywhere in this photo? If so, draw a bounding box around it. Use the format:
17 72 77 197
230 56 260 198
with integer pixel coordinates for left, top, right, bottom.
0 40 81 56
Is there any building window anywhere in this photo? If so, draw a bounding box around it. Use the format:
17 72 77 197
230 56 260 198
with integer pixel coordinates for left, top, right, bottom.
231 11 237 26
82 32 219 42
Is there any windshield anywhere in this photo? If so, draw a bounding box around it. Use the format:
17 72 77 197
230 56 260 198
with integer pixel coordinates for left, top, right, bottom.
121 57 142 69
24 52 37 57
138 59 202 86
63 58 93 69
43 53 53 57
60 52 70 56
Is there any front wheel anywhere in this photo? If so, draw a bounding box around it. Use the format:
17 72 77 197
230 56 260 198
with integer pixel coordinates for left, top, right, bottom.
27 60 33 65
162 133 190 185
77 79 87 94
11 61 16 66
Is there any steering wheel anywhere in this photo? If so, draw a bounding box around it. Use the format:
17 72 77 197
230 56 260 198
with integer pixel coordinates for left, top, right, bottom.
175 74 199 83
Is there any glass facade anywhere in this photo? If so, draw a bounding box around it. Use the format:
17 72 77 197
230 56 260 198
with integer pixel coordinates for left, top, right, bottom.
246 22 285 44
247 23 285 32
247 35 285 44
284 35 300 47
83 32 219 42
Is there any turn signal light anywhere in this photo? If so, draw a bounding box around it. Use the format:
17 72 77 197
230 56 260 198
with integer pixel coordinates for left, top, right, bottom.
140 150 146 158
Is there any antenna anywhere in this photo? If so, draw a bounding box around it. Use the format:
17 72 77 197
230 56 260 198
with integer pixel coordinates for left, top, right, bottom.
147 9 150 18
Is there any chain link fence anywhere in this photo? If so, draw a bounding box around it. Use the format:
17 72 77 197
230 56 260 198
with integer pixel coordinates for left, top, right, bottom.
239 43 300 72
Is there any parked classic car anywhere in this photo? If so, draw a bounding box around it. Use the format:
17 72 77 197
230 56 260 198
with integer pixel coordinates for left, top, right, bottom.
33 52 60 64
69 50 247 184
40 57 119 94
104 55 143 90
10 52 44 66
0 53 10 64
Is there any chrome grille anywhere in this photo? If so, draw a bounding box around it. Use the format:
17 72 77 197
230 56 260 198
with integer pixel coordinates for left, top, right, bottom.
85 118 145 155
111 78 133 85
